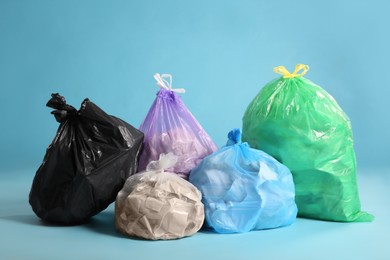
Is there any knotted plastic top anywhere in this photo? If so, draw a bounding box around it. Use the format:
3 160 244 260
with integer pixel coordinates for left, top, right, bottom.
145 152 179 172
46 93 78 123
273 64 309 78
226 128 242 146
154 73 186 93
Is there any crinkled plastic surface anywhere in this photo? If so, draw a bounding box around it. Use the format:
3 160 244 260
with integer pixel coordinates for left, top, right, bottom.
242 64 374 222
29 93 144 225
115 153 205 240
138 79 218 179
189 129 297 234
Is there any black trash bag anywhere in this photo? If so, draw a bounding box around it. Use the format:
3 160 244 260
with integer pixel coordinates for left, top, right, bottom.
29 93 144 225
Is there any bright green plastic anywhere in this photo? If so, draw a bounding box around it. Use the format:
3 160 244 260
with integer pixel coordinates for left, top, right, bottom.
242 69 373 222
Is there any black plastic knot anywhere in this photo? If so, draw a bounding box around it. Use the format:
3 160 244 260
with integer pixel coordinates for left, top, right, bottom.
47 93 77 123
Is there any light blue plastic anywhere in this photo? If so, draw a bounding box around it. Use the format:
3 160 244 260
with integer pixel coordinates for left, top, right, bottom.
189 129 298 234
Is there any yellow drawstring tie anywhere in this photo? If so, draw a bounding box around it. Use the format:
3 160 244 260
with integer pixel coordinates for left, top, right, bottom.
273 64 309 78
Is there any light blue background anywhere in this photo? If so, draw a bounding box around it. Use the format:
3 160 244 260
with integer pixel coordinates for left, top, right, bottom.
1 0 389 170
1 1 390 259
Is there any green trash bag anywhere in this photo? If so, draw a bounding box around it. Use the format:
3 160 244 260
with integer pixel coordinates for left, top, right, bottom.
242 64 373 222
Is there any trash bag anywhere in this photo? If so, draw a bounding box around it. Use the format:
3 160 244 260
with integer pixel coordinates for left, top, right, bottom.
138 73 218 179
29 93 144 225
242 64 373 222
189 128 297 234
115 153 204 240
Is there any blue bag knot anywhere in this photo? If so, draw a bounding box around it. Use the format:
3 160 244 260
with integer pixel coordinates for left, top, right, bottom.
227 128 242 146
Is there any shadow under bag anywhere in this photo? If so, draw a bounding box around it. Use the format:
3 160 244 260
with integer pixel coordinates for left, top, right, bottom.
29 93 144 225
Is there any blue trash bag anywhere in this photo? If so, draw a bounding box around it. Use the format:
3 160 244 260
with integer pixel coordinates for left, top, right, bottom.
189 128 298 234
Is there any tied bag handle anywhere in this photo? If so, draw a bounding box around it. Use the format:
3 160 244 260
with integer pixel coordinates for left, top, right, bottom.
274 64 309 78
146 152 178 173
46 93 77 123
154 73 186 93
226 128 242 146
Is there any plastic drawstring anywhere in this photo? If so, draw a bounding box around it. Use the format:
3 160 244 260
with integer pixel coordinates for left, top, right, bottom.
154 73 186 93
273 64 309 78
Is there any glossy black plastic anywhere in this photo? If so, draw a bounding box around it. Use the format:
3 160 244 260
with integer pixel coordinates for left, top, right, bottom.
29 93 144 225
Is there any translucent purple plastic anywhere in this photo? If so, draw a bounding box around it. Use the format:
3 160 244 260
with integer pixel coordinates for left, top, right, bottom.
138 88 218 179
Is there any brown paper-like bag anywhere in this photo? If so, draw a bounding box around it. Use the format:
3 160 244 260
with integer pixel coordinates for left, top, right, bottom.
115 153 204 240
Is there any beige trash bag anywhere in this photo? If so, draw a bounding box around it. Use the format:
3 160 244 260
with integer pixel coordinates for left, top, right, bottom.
115 153 205 240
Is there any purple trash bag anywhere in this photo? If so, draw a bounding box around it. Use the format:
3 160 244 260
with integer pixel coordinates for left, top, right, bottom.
138 73 218 179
